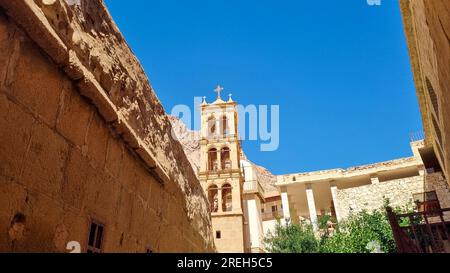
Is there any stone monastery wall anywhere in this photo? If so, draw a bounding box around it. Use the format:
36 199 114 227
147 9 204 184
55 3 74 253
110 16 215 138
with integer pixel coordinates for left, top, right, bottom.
0 0 214 252
337 172 450 220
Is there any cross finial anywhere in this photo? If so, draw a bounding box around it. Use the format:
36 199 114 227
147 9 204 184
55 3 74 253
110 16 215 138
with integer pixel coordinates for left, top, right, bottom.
214 85 224 100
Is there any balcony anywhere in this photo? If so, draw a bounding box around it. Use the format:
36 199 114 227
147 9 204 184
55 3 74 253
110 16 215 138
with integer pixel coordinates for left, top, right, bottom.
387 206 450 253
199 168 240 178
243 180 265 195
414 191 442 217
261 211 284 221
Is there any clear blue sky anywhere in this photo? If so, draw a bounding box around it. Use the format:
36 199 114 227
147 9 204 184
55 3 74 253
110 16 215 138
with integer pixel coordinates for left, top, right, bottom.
105 0 422 175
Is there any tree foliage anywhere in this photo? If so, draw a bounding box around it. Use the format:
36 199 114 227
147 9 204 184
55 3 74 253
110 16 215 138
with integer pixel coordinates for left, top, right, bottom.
264 220 320 253
264 207 401 253
320 209 396 253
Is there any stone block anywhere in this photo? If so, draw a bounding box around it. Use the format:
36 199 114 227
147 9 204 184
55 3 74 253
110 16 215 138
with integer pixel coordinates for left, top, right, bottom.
119 149 138 193
0 93 34 180
61 148 89 211
83 167 119 224
105 136 123 179
22 120 69 200
115 186 133 232
0 15 16 90
58 213 89 252
129 197 147 237
56 83 92 147
141 208 160 251
166 197 183 228
9 38 63 127
134 162 152 203
85 112 109 168
19 191 65 252
0 179 27 220
149 181 163 213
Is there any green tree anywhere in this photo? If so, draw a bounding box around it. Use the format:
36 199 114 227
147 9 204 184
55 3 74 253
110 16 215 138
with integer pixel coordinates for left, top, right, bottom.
320 209 396 253
264 207 402 253
264 220 320 253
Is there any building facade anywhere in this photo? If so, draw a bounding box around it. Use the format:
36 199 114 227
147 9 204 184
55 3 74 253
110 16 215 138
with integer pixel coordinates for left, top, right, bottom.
400 0 450 187
276 141 450 230
198 89 248 253
197 91 450 253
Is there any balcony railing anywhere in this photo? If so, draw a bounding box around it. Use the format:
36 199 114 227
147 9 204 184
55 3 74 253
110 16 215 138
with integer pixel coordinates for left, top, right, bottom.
409 131 425 142
261 211 284 221
243 180 265 195
199 168 239 177
386 206 450 253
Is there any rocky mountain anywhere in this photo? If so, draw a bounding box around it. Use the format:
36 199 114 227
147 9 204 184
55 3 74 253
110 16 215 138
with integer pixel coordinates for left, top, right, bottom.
168 116 201 174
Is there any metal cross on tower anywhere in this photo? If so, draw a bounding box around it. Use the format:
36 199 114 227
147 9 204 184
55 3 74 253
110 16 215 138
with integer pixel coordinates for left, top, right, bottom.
214 85 224 100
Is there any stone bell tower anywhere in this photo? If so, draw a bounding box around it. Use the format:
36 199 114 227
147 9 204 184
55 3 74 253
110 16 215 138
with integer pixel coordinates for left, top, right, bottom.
198 85 247 253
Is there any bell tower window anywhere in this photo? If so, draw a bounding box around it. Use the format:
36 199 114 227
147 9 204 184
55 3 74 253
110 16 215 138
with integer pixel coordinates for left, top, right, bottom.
221 115 228 136
208 185 219 213
207 116 216 138
221 147 231 170
208 148 218 171
222 183 233 212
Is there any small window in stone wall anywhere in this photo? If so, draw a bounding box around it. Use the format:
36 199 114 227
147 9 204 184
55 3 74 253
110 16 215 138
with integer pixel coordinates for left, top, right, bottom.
216 231 221 239
426 77 440 120
87 221 104 253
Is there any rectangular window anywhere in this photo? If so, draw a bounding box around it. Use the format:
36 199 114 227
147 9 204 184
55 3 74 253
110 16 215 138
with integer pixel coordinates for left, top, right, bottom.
426 78 440 120
272 205 278 212
216 231 221 239
87 221 104 253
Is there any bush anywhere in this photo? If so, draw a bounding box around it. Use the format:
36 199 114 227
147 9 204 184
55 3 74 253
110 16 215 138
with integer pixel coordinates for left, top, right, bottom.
264 207 399 253
264 220 320 253
320 209 396 253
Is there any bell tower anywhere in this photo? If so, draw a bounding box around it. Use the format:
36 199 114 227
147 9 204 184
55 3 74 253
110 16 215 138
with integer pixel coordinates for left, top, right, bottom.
199 85 247 253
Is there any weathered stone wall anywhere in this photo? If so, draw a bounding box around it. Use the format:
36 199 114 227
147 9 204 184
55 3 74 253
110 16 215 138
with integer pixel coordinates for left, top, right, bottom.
211 216 245 253
400 0 450 184
0 0 214 252
424 172 450 210
336 172 450 220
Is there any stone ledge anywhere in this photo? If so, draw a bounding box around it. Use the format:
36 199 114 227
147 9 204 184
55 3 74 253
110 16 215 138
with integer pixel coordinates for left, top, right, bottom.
276 155 424 185
0 0 171 184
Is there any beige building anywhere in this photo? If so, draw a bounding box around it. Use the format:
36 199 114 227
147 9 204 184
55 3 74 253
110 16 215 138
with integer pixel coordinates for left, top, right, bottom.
400 0 450 187
198 89 247 253
276 141 450 230
193 0 450 253
197 89 288 253
196 91 450 253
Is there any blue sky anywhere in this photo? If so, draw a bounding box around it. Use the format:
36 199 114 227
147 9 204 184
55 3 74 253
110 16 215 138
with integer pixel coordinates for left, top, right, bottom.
105 0 422 175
